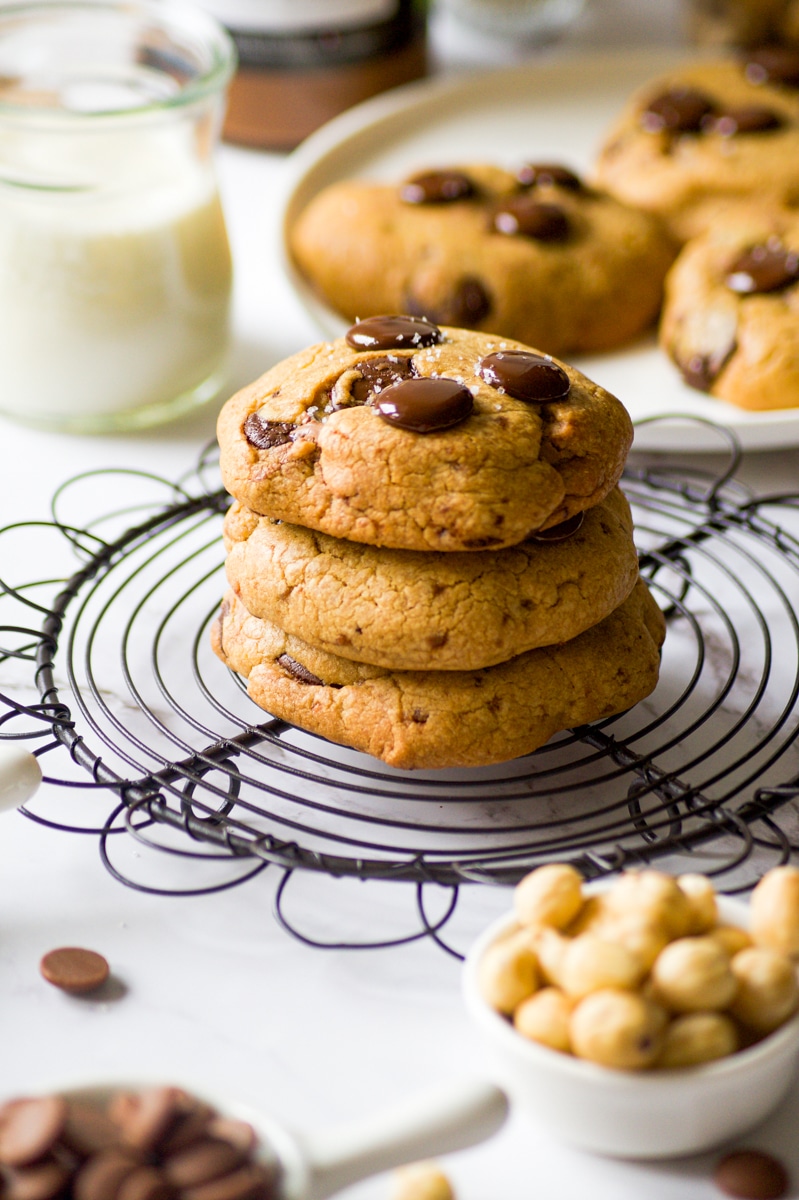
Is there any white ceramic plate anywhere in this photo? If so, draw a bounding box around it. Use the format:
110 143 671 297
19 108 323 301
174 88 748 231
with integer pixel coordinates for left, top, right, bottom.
280 48 799 453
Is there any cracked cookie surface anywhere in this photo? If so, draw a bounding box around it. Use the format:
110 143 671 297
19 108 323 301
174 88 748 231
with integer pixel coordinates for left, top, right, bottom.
223 488 640 671
288 164 676 356
594 59 799 243
216 323 634 553
659 207 799 409
210 579 666 771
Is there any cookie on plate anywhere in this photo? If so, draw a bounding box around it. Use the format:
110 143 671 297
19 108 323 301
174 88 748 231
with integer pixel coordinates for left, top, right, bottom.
211 579 666 771
222 488 640 671
659 207 799 408
217 318 634 553
594 54 799 242
287 163 676 356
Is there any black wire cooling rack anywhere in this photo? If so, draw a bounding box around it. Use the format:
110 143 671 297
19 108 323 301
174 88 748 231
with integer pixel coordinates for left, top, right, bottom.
2 420 799 954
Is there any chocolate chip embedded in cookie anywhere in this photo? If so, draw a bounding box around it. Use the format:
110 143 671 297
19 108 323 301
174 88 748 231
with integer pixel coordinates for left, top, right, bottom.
210 579 666 771
594 61 799 242
222 488 640 672
660 210 799 409
288 162 676 355
216 324 634 552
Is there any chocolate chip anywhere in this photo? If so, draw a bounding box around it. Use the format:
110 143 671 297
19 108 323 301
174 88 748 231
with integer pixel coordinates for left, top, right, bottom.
708 106 783 136
115 1089 185 1154
345 315 442 350
678 347 735 391
478 351 571 402
516 163 583 190
349 356 415 405
405 278 492 329
242 414 294 451
374 376 474 432
490 198 570 241
181 1163 277 1200
39 948 109 994
62 1103 124 1158
528 512 585 541
641 86 716 132
73 1149 142 1200
117 1167 176 1200
0 1097 68 1167
164 1140 245 1189
399 170 475 204
714 1149 790 1199
276 654 324 686
5 1161 73 1200
203 1122 256 1158
744 45 799 88
725 241 799 293
158 1102 216 1157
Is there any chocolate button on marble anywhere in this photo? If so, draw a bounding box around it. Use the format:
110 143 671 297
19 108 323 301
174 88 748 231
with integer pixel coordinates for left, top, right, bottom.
714 1149 790 1199
491 198 570 242
744 46 799 88
40 947 109 994
400 170 475 204
641 86 716 132
375 376 474 432
345 315 442 350
726 242 799 293
516 162 583 190
710 106 783 136
243 414 294 451
0 1096 68 1166
478 351 571 402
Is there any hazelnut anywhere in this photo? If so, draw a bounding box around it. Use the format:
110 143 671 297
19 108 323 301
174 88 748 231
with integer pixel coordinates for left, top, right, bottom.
560 933 646 998
513 987 574 1053
750 865 799 958
677 873 718 934
604 870 692 939
391 1163 454 1200
708 923 753 958
513 864 584 930
477 928 538 1015
730 946 799 1034
651 937 738 1012
658 1012 739 1068
570 989 668 1069
533 926 570 987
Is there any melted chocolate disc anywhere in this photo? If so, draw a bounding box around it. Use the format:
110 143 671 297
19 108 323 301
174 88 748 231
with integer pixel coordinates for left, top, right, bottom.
641 86 716 133
709 105 783 136
346 315 442 350
400 170 475 204
405 278 492 329
528 512 585 541
490 199 571 242
243 413 294 449
516 163 583 191
744 45 799 88
375 376 474 432
678 344 736 391
350 356 415 405
725 242 799 293
478 351 571 402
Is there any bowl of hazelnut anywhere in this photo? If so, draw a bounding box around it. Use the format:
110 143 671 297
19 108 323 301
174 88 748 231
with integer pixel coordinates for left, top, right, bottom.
463 864 799 1158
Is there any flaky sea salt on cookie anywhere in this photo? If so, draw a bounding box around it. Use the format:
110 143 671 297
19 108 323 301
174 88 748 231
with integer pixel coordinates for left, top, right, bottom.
216 317 633 553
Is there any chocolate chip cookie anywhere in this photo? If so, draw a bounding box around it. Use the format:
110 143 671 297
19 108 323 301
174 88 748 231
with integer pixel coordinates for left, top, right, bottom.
211 578 665 771
594 55 799 243
216 319 634 553
223 488 640 671
659 207 799 408
287 163 676 356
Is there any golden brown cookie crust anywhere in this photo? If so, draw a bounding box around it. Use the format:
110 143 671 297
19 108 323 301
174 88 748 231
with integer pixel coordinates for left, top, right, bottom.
210 579 666 771
659 208 799 409
216 325 633 553
223 488 640 671
593 60 799 243
288 165 676 356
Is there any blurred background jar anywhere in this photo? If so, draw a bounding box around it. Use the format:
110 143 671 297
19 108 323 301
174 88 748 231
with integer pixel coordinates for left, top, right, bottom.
684 0 799 47
194 0 429 151
0 0 235 434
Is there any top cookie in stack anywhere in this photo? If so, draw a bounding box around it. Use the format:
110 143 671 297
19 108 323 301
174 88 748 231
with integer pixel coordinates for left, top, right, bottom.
213 317 665 770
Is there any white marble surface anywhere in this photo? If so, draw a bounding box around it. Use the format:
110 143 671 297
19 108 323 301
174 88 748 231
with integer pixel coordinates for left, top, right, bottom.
2 2 799 1198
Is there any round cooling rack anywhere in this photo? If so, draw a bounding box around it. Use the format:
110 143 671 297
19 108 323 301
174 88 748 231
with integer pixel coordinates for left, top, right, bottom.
2 422 799 955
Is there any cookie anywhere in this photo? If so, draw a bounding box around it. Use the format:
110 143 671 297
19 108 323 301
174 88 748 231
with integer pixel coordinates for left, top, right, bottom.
217 319 634 553
287 163 676 356
593 55 799 243
659 207 799 408
222 488 640 672
210 578 666 771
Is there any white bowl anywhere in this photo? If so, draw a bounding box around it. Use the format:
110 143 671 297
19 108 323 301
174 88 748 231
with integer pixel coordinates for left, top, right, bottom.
462 893 799 1159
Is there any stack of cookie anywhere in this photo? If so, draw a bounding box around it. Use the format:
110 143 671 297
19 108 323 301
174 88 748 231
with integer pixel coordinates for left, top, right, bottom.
212 316 665 771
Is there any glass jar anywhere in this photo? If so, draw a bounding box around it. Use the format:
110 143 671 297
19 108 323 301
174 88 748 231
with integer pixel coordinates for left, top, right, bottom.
0 0 236 433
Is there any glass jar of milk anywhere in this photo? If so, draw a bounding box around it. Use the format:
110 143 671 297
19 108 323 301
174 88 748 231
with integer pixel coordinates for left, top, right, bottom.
0 0 236 432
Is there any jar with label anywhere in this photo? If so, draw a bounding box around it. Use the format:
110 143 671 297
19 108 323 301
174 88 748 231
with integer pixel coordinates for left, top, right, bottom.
195 0 428 150
0 0 236 433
